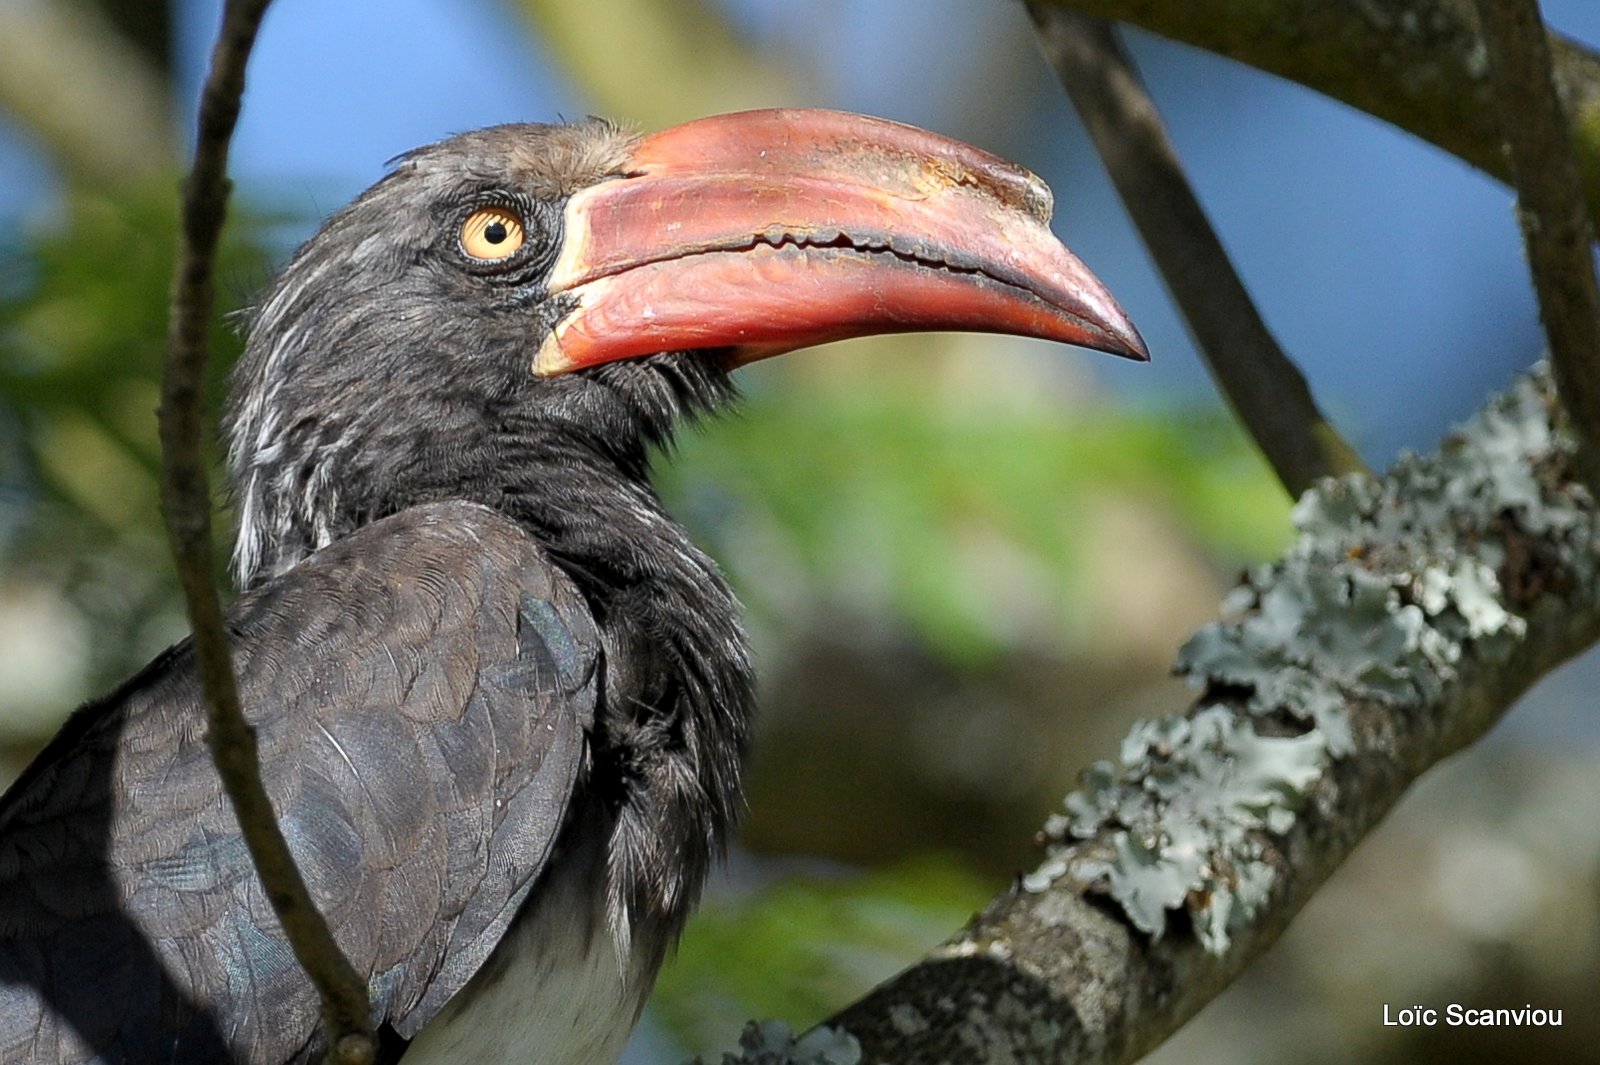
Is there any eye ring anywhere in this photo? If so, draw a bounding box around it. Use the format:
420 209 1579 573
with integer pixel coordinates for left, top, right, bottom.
460 205 526 261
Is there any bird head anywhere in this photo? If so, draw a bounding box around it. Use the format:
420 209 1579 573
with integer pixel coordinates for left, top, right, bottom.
226 109 1146 586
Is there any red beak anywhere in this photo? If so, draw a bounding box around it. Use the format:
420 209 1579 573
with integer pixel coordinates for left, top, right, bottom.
534 109 1147 375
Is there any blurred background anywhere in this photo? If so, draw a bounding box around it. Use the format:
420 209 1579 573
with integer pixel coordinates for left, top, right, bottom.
1 1 1597 1062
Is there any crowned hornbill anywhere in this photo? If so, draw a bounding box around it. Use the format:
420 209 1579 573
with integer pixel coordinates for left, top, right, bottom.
0 109 1145 1064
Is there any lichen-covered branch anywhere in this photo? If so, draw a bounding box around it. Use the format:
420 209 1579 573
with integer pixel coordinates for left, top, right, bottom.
1027 7 1368 498
1473 0 1600 491
1029 0 1600 238
805 368 1599 1065
157 1 375 1063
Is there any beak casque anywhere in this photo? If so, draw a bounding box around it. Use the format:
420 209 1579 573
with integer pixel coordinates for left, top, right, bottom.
534 108 1148 376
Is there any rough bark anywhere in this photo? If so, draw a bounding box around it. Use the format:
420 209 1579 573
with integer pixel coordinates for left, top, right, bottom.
701 369 1598 1065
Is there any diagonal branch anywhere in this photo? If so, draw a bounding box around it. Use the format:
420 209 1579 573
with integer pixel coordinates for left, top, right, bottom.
1024 0 1600 240
1027 6 1368 498
1472 0 1600 490
156 2 375 1063
815 368 1600 1065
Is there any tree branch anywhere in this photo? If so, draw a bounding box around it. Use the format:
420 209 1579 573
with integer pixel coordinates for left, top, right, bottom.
1027 7 1368 497
1473 0 1600 491
811 368 1599 1064
1028 0 1600 239
156 2 375 1063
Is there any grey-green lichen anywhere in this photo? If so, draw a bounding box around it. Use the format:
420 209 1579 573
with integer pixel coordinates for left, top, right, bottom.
1030 368 1598 954
690 1021 861 1065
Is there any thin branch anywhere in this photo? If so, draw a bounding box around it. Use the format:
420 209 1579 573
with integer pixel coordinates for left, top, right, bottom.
820 369 1600 1064
156 2 375 1064
1024 0 1600 241
1473 0 1600 489
1028 7 1368 497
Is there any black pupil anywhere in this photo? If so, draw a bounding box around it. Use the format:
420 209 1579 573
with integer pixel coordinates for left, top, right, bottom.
484 220 508 244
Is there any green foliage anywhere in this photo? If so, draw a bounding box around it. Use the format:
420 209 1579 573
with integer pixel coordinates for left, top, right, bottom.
659 373 1292 666
0 185 267 704
653 857 992 1056
3 187 253 474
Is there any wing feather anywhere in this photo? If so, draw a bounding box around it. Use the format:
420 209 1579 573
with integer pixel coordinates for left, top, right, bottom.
0 501 600 1064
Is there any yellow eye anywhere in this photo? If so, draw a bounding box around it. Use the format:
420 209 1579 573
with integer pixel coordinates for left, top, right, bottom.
460 206 526 261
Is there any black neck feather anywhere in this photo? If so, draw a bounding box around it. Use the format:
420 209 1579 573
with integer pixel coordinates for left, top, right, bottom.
230 347 755 945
